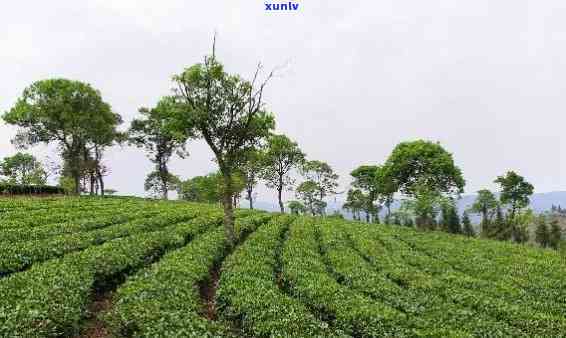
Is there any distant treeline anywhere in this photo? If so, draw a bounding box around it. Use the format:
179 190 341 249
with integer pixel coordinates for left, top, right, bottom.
0 184 64 195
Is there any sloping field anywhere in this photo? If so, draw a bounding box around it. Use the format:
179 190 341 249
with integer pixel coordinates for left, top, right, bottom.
0 197 564 337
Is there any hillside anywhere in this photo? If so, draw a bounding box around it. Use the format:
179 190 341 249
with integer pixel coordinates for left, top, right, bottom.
0 197 565 337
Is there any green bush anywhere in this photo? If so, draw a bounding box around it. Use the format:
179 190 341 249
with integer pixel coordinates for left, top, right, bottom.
105 213 272 337
0 183 65 195
282 218 408 337
0 212 224 336
217 215 345 337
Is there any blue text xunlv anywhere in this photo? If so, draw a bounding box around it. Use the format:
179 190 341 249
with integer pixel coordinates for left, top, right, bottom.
265 2 300 11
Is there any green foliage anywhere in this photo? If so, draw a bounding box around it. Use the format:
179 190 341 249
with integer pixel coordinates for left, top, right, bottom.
402 184 443 230
129 96 190 200
287 200 307 215
283 218 410 336
494 171 534 219
178 172 245 205
549 218 563 250
298 160 339 216
342 188 367 221
374 165 397 217
59 175 77 195
350 165 381 222
106 213 268 337
240 149 264 209
509 209 533 243
384 140 465 197
217 216 341 337
440 200 461 234
0 201 224 336
382 140 465 231
0 152 46 185
492 206 510 240
296 180 325 216
173 51 276 246
535 216 550 248
144 171 181 198
470 189 498 236
0 203 199 275
301 160 339 199
260 134 305 212
461 211 475 237
3 79 122 194
1 198 566 336
0 183 64 195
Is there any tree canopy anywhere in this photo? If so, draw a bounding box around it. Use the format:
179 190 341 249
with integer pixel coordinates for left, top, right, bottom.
350 165 380 222
3 79 122 194
495 171 534 220
172 49 276 246
260 134 305 213
129 96 190 200
384 140 465 196
470 189 499 236
0 153 47 185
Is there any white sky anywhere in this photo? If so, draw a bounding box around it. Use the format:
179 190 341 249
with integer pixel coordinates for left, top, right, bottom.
1 0 565 201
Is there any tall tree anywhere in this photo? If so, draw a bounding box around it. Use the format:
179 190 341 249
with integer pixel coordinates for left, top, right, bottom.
145 171 181 199
494 171 534 242
495 171 534 221
408 184 444 230
129 97 190 200
535 216 550 248
375 165 397 221
301 160 339 215
88 117 125 196
260 134 305 213
173 47 275 247
492 205 511 240
342 188 367 221
240 150 264 210
461 211 475 237
351 165 380 222
549 218 563 250
296 181 323 216
470 189 499 237
384 140 465 228
441 200 461 234
0 153 47 185
287 200 307 215
3 79 122 194
384 140 465 196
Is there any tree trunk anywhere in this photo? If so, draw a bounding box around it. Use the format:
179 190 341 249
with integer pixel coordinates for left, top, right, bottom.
222 171 236 248
278 186 284 213
90 175 95 196
98 174 105 197
163 187 169 200
71 154 81 196
247 188 254 210
160 163 169 200
73 174 81 195
319 191 325 216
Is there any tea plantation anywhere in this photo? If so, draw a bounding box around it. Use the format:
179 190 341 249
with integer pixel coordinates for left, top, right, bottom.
0 197 564 337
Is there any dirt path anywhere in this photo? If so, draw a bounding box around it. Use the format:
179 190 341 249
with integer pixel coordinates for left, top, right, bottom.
76 290 113 338
199 263 221 320
197 225 260 327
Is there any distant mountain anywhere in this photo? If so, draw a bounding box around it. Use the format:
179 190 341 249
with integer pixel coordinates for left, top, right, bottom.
250 191 566 222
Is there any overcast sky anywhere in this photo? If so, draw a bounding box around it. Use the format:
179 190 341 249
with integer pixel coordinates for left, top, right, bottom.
1 0 565 202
